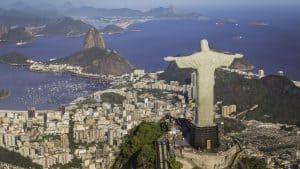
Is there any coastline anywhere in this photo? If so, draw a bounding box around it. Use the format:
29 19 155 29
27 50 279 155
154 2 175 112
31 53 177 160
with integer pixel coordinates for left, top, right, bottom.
28 61 114 80
0 73 121 111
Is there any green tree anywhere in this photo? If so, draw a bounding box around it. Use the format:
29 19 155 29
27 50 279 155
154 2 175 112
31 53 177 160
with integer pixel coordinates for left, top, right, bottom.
50 157 82 169
240 157 267 169
137 145 156 169
113 122 164 169
101 92 125 104
168 157 183 169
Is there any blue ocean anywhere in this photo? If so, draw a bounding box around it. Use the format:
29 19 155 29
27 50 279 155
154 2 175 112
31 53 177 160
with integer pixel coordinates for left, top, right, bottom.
0 6 300 109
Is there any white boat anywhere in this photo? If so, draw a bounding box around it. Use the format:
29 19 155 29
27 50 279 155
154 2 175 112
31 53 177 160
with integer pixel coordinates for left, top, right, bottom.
16 40 30 46
49 58 57 62
232 36 243 40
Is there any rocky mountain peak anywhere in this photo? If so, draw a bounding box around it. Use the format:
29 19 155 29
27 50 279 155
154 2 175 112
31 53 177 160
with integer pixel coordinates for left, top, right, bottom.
83 28 106 49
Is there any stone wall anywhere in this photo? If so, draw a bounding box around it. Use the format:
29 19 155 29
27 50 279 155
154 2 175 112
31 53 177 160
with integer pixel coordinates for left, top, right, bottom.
176 144 240 169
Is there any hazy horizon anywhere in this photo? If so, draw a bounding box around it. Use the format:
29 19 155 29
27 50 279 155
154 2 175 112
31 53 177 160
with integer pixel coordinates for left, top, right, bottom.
0 0 299 11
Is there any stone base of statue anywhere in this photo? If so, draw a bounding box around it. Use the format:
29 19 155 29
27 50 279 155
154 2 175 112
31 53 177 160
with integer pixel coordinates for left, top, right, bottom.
190 123 219 150
176 118 219 151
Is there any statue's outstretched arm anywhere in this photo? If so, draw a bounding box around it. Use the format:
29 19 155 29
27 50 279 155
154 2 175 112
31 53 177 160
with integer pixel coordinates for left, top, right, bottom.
215 53 243 67
164 56 195 69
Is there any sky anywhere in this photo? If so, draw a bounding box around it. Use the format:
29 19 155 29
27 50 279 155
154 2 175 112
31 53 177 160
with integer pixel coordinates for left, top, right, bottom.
1 0 300 10
71 0 300 8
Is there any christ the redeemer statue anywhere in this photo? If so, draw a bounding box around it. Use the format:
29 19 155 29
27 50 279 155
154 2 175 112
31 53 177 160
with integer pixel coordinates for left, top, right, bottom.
165 39 243 127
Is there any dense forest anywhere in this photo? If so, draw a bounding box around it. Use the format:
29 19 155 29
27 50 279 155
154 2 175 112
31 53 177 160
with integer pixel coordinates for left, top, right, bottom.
113 122 165 169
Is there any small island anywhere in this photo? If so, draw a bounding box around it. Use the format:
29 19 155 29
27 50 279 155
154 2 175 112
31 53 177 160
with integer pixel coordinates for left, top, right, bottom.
101 24 124 34
0 89 10 99
0 52 31 65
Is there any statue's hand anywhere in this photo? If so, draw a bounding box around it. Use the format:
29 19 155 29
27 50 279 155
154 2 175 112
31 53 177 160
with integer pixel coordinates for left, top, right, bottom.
164 56 176 62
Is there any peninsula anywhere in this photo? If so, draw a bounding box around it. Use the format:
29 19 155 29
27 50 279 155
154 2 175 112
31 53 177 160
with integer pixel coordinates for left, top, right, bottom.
29 28 134 76
0 52 31 65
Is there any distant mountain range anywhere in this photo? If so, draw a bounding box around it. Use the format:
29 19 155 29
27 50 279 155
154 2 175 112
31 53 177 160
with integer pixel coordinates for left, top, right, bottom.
1 27 33 42
64 6 202 19
0 8 49 26
65 7 144 18
0 5 203 36
2 0 64 19
40 17 92 36
0 17 92 41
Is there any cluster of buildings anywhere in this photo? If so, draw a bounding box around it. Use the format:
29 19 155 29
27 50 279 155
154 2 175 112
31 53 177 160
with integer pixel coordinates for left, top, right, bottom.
63 71 192 169
221 104 237 118
0 109 72 168
1 63 299 169
221 67 265 79
80 16 153 30
130 69 181 90
29 61 83 75
231 120 300 168
0 70 192 169
133 79 183 92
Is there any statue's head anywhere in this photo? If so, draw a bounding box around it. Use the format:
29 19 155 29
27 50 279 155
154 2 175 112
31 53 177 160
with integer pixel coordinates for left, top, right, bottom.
200 39 210 52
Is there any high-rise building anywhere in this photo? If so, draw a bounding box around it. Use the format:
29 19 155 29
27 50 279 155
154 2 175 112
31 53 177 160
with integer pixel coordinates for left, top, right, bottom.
191 71 197 100
60 105 66 116
144 98 149 108
28 107 36 119
258 69 265 79
108 129 114 146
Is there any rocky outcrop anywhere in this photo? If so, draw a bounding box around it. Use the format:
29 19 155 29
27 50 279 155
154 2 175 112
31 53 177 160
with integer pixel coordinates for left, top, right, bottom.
51 47 133 76
159 61 193 84
83 28 106 49
1 27 33 42
229 58 255 71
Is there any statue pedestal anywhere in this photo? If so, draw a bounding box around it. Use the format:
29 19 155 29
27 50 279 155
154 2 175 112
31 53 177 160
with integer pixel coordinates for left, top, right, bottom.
190 123 219 150
177 118 219 150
